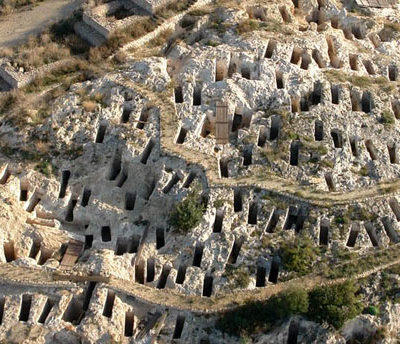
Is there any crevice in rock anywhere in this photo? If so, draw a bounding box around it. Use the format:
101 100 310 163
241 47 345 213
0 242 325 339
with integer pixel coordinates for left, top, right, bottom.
389 198 400 221
268 258 279 283
147 258 155 282
59 170 70 199
266 209 280 233
101 226 111 242
173 315 186 338
95 123 107 143
256 265 266 287
124 311 134 337
265 40 277 58
63 297 83 324
19 294 32 322
81 188 91 207
156 228 165 249
227 237 243 264
365 139 377 160
248 201 258 225
102 290 115 318
137 108 149 129
125 192 136 211
176 264 187 284
314 120 323 141
290 141 300 166
192 243 204 267
38 298 54 324
156 265 171 289
319 218 330 245
364 222 379 247
202 274 213 297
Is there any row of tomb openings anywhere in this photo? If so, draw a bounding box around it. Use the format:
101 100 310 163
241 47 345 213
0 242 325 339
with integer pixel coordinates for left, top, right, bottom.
219 137 396 179
14 152 197 223
7 192 400 269
4 161 400 246
290 88 374 113
248 0 392 52
0 289 211 342
4 163 400 245
4 170 400 272
172 45 398 94
95 107 152 145
175 90 396 148
3 210 397 296
246 0 383 45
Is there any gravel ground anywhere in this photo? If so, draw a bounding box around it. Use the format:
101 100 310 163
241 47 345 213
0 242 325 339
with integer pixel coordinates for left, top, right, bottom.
0 0 84 47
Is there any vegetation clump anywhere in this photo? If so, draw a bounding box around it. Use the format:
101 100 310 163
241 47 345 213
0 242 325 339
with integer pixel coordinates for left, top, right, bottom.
308 281 362 329
280 237 319 275
216 286 308 337
169 184 205 234
236 19 260 34
217 281 362 337
363 305 379 316
0 0 44 15
223 265 251 290
324 70 396 94
380 109 395 127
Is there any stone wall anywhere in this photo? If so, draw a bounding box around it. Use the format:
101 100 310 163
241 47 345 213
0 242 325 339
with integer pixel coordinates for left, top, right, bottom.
83 12 112 38
131 0 172 13
81 0 149 42
0 59 73 91
0 63 19 89
121 0 214 52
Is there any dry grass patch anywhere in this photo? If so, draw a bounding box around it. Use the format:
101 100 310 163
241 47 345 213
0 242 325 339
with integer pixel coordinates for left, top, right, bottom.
0 0 45 15
324 69 397 93
82 100 97 112
148 28 173 48
0 35 70 70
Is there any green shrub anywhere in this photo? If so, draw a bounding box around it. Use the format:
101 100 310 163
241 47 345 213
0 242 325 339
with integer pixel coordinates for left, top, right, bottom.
359 165 368 176
347 205 378 222
324 70 395 94
169 186 205 234
34 158 55 177
236 19 260 34
308 281 362 329
216 286 308 337
335 215 350 225
320 159 334 168
280 237 319 275
224 265 251 289
363 305 379 316
213 199 226 209
205 40 220 47
380 109 395 126
50 17 76 39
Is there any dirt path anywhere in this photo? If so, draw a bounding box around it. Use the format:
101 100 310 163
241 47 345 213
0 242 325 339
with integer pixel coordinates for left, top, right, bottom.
0 0 83 47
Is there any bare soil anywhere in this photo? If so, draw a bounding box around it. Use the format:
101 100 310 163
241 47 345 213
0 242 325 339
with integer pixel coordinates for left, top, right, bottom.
0 0 83 47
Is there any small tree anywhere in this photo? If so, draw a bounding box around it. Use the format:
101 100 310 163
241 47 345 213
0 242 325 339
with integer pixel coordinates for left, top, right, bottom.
276 286 309 318
308 281 362 329
279 237 319 275
169 185 204 234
